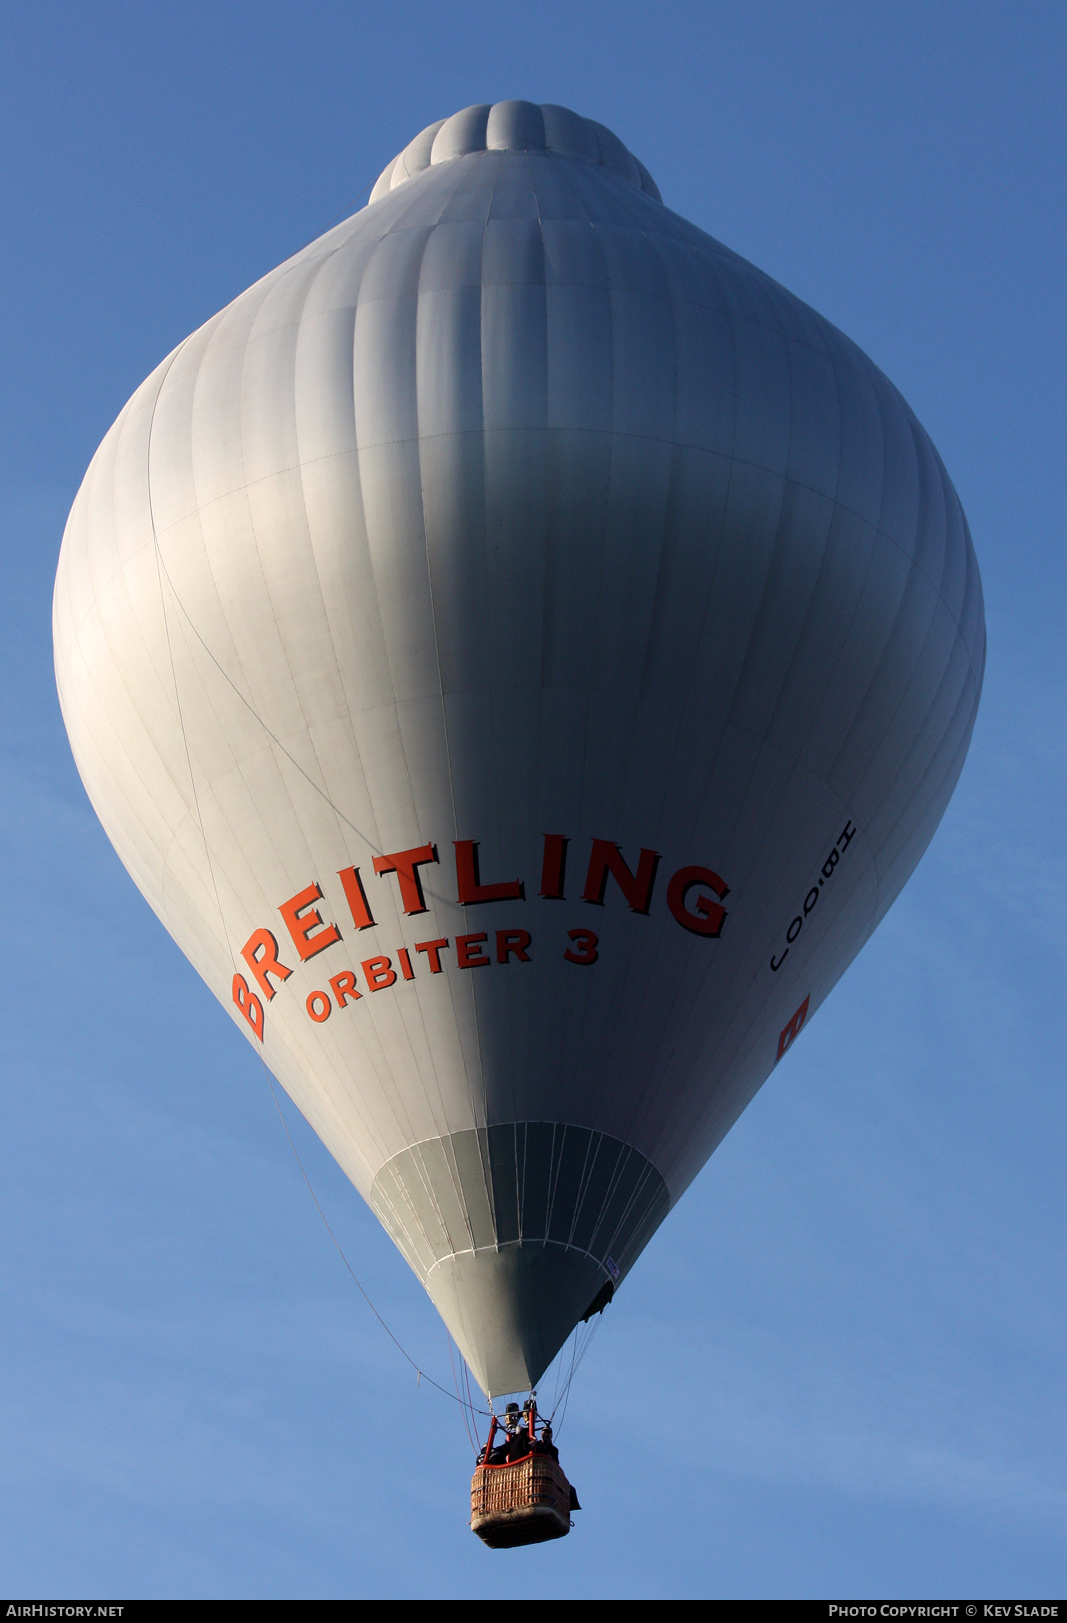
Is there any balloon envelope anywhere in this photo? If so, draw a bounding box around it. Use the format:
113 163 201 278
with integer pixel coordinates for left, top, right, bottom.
53 101 984 1397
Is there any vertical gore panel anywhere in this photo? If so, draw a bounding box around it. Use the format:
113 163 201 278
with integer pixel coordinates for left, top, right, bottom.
520 1123 553 1239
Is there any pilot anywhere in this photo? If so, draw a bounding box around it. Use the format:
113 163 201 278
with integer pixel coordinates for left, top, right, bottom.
484 1403 523 1464
505 1403 532 1462
532 1421 559 1462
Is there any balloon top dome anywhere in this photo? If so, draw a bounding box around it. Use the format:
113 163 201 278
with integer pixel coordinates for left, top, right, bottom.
369 100 662 204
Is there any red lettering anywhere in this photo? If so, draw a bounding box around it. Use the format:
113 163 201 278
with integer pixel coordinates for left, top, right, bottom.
397 947 415 981
306 990 332 1022
564 928 598 965
278 882 342 961
232 973 264 1040
456 932 490 969
328 970 361 1008
539 834 568 899
373 845 437 914
454 840 524 905
776 995 810 1061
415 938 449 973
497 929 532 963
666 865 729 937
240 928 292 1002
337 865 376 930
582 840 659 914
362 955 397 991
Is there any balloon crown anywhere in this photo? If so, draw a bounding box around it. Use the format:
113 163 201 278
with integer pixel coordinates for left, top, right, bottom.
370 100 661 204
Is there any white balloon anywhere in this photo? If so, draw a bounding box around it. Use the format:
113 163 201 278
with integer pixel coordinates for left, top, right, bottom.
54 102 984 1397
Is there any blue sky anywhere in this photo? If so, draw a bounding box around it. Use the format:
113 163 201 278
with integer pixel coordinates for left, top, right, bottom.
1 0 1064 1599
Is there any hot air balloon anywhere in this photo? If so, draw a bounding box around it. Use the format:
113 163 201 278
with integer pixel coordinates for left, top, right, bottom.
53 100 984 1514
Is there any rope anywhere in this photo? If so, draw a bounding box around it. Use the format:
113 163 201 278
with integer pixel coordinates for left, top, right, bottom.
463 1359 480 1438
547 1311 604 1437
263 1065 487 1415
447 1332 481 1453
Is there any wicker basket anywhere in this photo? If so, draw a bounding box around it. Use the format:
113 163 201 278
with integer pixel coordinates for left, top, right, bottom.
470 1453 573 1548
